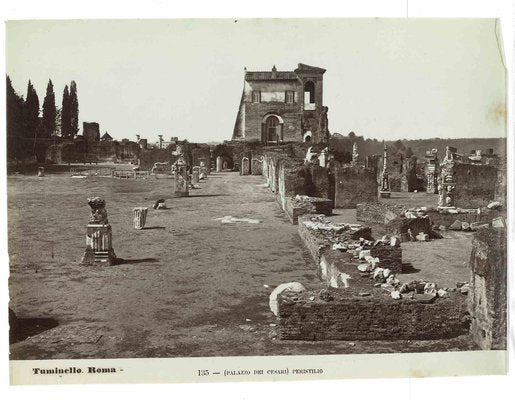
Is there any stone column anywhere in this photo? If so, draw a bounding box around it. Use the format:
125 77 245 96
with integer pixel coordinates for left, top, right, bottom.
174 156 189 197
133 207 148 230
319 148 328 168
351 142 359 166
379 144 391 198
81 197 117 266
192 166 200 184
216 156 223 172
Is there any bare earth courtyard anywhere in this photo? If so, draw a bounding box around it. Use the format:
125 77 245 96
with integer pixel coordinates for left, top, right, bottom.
8 170 477 360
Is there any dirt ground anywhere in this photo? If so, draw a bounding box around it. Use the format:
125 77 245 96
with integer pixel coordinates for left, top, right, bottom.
8 170 477 360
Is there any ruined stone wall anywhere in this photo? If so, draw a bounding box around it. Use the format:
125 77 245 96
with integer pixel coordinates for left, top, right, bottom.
333 165 377 208
452 163 497 208
277 290 468 341
468 227 507 350
356 202 409 225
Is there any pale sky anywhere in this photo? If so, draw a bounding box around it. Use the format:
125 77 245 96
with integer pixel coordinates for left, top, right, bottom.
6 18 506 143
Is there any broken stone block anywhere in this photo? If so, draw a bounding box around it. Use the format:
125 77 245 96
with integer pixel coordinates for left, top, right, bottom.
416 233 429 242
373 268 385 281
462 222 471 231
470 222 489 231
133 207 148 230
439 225 447 231
423 282 437 294
383 268 392 279
449 220 463 230
460 284 470 294
269 282 306 316
358 250 371 260
487 201 502 210
391 291 401 300
491 216 506 228
437 289 448 298
332 242 347 251
358 292 371 297
357 263 373 272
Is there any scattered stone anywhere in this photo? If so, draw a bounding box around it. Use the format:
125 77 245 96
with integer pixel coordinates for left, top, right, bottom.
358 292 370 297
423 282 437 294
358 250 371 260
432 225 440 231
269 282 306 316
391 291 401 300
153 199 166 209
386 275 400 286
461 222 471 231
491 216 506 229
416 233 429 242
405 211 417 219
460 284 470 294
332 242 348 251
383 268 392 278
437 289 448 298
487 201 502 210
470 222 489 231
269 323 277 327
263 284 270 289
399 283 409 293
373 268 385 281
245 318 252 322
439 225 447 231
449 220 463 230
374 282 382 287
357 263 373 272
215 216 262 224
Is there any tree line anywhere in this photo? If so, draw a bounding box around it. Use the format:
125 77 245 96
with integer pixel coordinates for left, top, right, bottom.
6 76 79 161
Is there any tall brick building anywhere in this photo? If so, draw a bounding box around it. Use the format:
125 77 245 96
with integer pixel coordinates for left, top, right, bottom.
232 63 329 144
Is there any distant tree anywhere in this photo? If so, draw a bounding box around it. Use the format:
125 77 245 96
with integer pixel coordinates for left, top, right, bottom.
6 76 25 159
42 79 56 138
54 107 62 137
348 131 356 138
69 81 79 137
61 85 71 138
405 146 414 158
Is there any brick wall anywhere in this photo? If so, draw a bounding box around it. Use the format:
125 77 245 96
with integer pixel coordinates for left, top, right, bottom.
468 226 507 349
333 165 377 208
277 289 468 340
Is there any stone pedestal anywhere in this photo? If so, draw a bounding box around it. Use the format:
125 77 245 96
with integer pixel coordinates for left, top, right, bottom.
216 156 223 172
252 158 263 175
81 197 116 266
37 166 45 177
174 160 189 197
199 161 207 180
133 207 148 229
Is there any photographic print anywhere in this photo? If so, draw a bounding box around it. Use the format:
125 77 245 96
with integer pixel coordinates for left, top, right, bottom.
6 18 507 384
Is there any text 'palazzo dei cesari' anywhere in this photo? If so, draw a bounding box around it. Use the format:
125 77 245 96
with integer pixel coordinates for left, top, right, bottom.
232 63 329 144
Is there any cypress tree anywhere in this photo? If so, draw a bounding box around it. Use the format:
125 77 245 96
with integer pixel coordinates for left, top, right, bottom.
69 80 79 137
24 80 40 157
42 79 56 138
6 76 25 159
61 85 71 138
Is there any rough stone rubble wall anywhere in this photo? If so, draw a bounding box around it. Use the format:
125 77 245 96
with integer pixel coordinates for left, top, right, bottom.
333 165 378 208
468 226 507 350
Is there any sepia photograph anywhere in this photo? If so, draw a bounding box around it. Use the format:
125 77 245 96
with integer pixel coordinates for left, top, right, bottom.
4 15 509 385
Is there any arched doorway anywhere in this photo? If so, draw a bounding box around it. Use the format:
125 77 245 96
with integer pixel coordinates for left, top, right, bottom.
262 114 283 143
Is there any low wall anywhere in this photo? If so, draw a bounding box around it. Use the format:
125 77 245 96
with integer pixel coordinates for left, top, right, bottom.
277 289 468 341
